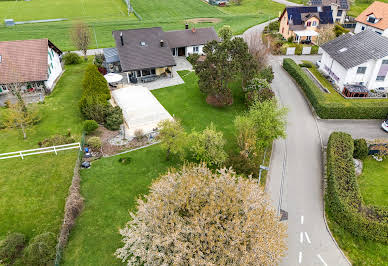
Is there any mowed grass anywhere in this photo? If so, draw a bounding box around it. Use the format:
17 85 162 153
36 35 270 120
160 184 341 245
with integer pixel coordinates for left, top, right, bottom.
219 0 284 17
358 157 388 207
0 0 129 21
0 61 87 240
63 71 255 265
0 0 284 50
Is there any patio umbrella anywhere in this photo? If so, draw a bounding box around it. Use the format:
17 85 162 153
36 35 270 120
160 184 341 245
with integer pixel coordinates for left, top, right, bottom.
104 73 123 83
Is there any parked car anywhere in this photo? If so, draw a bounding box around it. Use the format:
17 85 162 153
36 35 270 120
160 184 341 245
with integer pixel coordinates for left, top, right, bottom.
382 117 388 132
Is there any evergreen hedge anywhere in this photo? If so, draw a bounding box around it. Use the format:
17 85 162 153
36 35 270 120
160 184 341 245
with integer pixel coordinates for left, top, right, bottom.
326 132 388 243
283 58 388 119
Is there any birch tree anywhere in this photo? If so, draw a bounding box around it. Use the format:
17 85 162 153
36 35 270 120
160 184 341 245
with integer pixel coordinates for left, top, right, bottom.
71 21 91 61
116 164 287 265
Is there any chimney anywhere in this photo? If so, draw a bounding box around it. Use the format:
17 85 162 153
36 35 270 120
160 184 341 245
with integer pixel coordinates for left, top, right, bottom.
120 32 124 46
185 23 189 30
160 40 164 47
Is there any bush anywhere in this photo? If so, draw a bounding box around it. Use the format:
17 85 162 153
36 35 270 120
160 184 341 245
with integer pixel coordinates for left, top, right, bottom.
134 129 144 140
104 106 123 131
87 136 102 150
83 120 98 134
63 52 81 65
23 232 57 266
228 153 259 178
311 45 319 54
353 138 368 160
283 58 388 119
299 62 313 68
93 54 105 68
0 233 26 264
268 21 280 31
118 157 132 165
334 24 349 37
326 132 388 243
39 133 75 147
245 87 275 106
257 66 274 83
287 36 293 43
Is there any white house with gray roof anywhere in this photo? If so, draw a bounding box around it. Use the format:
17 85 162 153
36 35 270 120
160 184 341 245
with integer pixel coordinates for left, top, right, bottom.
319 30 388 92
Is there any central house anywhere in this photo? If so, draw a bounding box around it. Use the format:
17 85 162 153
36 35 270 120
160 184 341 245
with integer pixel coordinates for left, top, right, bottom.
104 26 219 83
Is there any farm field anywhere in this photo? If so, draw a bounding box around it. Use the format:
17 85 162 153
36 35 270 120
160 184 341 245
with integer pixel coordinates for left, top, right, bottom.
0 61 87 240
0 0 284 50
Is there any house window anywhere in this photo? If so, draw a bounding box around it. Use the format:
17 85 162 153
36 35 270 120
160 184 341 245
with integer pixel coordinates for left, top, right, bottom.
48 51 52 60
382 60 388 64
337 10 343 16
151 68 156 75
193 46 199 53
367 16 376 23
312 21 317 26
51 63 53 69
307 21 311 26
141 69 151 76
376 31 382 35
357 67 367 74
376 75 386 81
0 55 2 63
361 26 365 30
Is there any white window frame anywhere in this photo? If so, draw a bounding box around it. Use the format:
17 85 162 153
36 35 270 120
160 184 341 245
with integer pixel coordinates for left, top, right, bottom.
357 66 367 74
193 46 199 53
376 75 386 82
312 21 317 26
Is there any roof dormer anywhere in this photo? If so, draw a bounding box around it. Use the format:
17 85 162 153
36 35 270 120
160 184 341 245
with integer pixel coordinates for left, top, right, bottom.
366 13 379 24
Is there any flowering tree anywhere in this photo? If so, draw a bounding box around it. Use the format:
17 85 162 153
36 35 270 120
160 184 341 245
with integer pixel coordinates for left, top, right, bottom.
115 164 287 265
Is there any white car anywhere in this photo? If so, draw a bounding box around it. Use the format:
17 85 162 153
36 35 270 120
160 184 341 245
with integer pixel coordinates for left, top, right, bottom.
382 117 388 132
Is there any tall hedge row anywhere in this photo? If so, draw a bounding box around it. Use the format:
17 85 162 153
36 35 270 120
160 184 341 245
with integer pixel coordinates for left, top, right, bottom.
283 58 388 119
326 132 388 243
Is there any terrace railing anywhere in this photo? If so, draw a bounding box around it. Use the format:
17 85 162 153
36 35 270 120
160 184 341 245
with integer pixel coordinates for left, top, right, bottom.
0 143 82 160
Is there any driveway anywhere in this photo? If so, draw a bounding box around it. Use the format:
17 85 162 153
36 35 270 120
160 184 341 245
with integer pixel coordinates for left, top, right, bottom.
267 60 350 265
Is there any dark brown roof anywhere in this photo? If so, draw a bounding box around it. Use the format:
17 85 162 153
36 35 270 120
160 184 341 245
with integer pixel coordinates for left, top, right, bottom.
112 27 176 72
0 39 50 84
164 27 220 48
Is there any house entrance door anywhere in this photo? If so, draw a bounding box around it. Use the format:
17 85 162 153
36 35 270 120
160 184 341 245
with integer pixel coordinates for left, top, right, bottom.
177 47 186 56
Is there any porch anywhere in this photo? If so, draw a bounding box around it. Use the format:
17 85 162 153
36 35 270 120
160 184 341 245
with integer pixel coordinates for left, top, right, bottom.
294 30 318 44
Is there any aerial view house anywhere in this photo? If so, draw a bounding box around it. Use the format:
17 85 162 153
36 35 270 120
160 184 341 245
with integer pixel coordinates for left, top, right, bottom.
279 6 334 44
319 30 388 94
104 26 219 83
309 0 349 24
0 38 62 94
354 1 388 37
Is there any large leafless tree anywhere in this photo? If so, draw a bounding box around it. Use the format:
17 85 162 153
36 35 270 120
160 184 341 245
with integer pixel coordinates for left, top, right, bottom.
116 164 287 265
71 21 91 61
316 25 336 46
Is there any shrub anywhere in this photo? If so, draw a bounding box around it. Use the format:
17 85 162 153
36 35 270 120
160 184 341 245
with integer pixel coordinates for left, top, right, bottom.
23 232 57 266
283 58 388 119
257 66 274 83
87 136 102 150
93 54 105 68
245 87 275 106
82 64 110 101
134 129 144 140
118 157 132 165
353 138 368 160
334 24 349 37
326 132 388 243
268 21 280 31
63 52 81 65
83 120 98 134
39 134 75 147
228 152 259 178
287 36 294 43
0 233 26 264
104 106 123 131
311 45 319 54
79 97 107 123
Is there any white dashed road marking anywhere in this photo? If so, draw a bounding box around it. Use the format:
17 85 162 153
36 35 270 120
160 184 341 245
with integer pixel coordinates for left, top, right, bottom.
299 252 303 264
305 232 311 244
317 254 328 266
301 215 304 225
300 232 303 243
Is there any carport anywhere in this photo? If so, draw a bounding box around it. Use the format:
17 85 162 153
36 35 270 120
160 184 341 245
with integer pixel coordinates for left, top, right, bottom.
112 85 173 138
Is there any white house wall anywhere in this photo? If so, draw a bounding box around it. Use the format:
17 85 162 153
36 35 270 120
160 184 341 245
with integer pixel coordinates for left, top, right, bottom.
185 45 204 57
354 22 388 37
320 51 388 91
44 47 62 90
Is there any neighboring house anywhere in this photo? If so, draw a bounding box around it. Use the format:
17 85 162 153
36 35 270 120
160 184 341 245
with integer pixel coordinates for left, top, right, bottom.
279 6 334 44
309 0 349 24
105 26 219 82
319 30 388 93
0 38 63 94
354 1 388 37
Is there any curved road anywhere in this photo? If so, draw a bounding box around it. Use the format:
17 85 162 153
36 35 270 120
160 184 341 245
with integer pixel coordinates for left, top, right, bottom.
267 58 350 265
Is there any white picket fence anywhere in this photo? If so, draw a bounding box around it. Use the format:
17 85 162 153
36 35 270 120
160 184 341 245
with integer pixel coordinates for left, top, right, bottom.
0 143 81 160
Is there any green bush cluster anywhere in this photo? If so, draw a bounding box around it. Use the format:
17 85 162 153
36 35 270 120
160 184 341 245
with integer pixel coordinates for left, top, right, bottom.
23 232 57 266
353 138 368 160
79 64 123 130
283 58 388 119
87 136 102 150
83 120 99 134
257 66 274 83
334 24 349 37
326 132 388 243
0 233 26 264
39 132 75 147
63 52 81 65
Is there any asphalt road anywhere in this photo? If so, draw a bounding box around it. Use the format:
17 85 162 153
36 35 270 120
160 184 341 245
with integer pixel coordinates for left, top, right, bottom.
267 60 350 266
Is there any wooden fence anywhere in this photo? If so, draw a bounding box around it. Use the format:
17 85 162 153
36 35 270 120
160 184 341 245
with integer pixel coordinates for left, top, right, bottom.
0 143 82 160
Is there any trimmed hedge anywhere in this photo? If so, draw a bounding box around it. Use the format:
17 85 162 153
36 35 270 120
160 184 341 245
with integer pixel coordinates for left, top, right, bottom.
326 132 388 243
283 58 388 119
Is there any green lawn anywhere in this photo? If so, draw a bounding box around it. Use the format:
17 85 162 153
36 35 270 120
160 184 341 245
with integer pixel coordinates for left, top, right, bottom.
348 0 388 17
358 157 388 207
63 71 272 264
0 61 87 240
0 0 284 50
